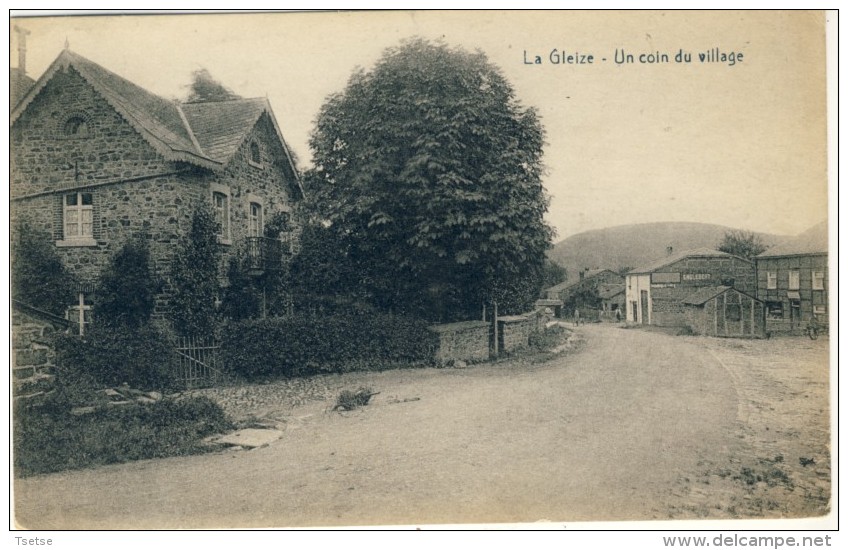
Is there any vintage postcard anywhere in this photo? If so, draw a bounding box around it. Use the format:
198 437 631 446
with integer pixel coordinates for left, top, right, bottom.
9 10 834 532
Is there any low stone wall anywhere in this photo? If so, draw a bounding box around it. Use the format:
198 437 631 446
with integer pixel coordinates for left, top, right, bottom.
12 304 68 401
428 321 490 364
498 315 531 353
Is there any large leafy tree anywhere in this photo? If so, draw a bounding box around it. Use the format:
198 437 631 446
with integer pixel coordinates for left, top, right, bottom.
308 39 553 321
184 68 242 103
718 230 768 260
95 237 160 327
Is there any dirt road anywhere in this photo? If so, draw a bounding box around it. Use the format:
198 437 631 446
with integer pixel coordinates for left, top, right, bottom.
13 324 830 528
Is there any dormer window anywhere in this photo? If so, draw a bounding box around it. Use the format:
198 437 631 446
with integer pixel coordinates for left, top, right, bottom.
248 141 262 167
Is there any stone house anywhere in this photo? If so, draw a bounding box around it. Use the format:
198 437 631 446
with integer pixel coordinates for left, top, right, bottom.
543 268 624 318
10 48 303 333
625 248 756 327
754 221 828 334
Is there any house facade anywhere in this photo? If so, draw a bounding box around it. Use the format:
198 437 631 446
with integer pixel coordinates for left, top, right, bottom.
10 49 303 332
754 222 828 334
543 269 624 318
625 248 756 327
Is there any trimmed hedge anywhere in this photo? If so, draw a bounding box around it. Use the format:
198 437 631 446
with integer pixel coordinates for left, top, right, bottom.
53 323 179 398
221 313 436 379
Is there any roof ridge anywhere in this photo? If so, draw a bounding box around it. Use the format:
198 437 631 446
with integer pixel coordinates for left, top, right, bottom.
175 103 206 157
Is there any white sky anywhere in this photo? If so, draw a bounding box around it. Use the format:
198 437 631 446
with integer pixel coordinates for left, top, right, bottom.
9 11 829 240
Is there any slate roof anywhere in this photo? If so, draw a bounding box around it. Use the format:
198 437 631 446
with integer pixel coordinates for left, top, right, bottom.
629 248 749 275
597 283 625 300
544 269 614 294
756 221 828 258
10 49 302 195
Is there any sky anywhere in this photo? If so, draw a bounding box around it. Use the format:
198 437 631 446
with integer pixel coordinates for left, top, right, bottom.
9 11 830 241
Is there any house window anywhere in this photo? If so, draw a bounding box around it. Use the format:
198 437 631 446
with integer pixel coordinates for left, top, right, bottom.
726 304 741 322
249 141 262 167
249 202 263 237
766 272 777 290
67 292 93 335
813 305 827 319
812 271 825 290
64 192 94 240
788 270 800 290
212 190 230 242
61 113 91 138
766 301 783 320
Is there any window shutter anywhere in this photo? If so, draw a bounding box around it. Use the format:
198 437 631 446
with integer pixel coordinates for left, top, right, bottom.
91 191 102 240
54 194 64 240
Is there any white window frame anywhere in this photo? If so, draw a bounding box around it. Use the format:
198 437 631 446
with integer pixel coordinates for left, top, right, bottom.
788 270 800 291
766 271 777 290
812 271 825 290
210 184 232 245
67 292 93 335
58 191 97 247
813 305 826 316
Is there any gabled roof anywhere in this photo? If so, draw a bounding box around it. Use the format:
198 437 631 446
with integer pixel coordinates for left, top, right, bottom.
10 49 303 196
544 269 617 294
756 221 828 258
597 283 625 300
629 248 750 275
682 285 761 306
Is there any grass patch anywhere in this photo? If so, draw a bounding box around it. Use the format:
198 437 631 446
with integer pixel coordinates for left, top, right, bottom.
528 324 569 351
14 396 233 477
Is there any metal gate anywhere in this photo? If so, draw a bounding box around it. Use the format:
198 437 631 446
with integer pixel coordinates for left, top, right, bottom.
174 336 223 388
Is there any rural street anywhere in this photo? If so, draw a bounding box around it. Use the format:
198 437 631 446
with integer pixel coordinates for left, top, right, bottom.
15 324 743 528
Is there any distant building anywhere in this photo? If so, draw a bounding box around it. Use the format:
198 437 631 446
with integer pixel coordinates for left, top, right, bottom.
625 248 756 327
681 286 765 338
543 268 624 318
755 222 828 334
597 283 625 318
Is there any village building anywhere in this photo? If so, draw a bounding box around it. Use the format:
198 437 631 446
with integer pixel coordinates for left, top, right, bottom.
754 221 828 334
625 248 756 328
681 286 765 338
597 283 626 319
543 268 624 319
10 47 303 333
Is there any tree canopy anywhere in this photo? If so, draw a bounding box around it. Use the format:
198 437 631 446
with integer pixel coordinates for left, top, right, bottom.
307 39 553 321
184 68 242 103
717 230 768 260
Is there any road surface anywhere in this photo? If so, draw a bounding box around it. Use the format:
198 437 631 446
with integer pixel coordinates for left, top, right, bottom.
15 324 742 528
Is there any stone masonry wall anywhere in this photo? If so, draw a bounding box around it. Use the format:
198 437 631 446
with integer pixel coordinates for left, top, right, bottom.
12 308 63 402
429 321 490 364
10 65 300 319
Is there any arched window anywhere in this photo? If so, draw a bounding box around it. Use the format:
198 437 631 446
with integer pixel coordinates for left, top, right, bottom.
61 114 91 138
249 141 261 166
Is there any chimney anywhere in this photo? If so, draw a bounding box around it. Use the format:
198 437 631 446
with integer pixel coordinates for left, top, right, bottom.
14 26 30 75
666 246 673 256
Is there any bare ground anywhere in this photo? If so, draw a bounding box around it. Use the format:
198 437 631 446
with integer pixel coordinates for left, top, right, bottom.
13 324 831 528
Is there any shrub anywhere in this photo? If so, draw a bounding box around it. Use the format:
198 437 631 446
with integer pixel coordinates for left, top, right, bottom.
221 313 435 380
528 324 568 351
170 207 221 336
334 386 377 411
11 219 75 316
95 237 161 327
53 323 179 402
14 395 232 476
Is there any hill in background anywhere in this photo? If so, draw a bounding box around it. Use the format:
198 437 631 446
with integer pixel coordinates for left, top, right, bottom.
548 222 788 278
